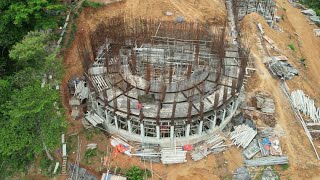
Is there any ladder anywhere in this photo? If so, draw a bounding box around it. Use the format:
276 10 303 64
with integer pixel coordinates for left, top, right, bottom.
62 156 67 175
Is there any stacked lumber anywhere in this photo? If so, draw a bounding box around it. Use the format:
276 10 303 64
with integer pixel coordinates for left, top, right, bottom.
160 148 187 164
190 134 227 161
255 91 275 114
244 156 288 166
230 124 257 148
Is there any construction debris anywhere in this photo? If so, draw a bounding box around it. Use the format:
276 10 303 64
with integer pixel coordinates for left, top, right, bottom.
175 16 185 23
243 139 260 159
75 80 89 101
110 136 132 157
258 126 285 138
69 96 80 106
254 91 275 114
291 90 320 123
165 11 173 16
233 167 250 180
101 173 127 180
190 133 227 161
53 162 60 174
160 147 187 164
71 108 80 120
230 124 257 148
269 136 282 156
258 138 270 157
133 143 161 162
244 156 288 166
86 143 97 150
262 166 279 180
85 112 105 127
309 16 320 25
69 164 97 180
301 9 317 16
301 9 320 25
314 29 320 37
268 59 299 79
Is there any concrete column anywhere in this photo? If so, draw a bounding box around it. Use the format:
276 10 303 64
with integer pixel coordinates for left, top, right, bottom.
210 112 217 129
105 110 110 124
185 124 190 137
140 123 145 138
156 125 160 139
127 120 132 134
170 126 174 140
222 109 226 122
232 100 236 112
198 120 203 135
96 102 100 115
114 116 118 129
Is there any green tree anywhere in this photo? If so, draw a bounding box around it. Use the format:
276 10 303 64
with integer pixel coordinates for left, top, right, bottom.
0 0 65 48
126 166 144 180
0 82 66 176
0 0 65 76
9 30 52 69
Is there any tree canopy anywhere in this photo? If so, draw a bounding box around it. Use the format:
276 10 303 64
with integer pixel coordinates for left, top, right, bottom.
0 29 66 178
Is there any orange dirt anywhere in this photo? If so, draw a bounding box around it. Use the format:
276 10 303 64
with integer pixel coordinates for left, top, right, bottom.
241 5 320 179
55 0 320 180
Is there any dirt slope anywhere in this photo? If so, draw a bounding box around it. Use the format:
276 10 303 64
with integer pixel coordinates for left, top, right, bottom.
241 10 320 179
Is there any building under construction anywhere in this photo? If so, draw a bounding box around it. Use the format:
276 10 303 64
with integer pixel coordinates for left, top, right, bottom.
76 16 249 146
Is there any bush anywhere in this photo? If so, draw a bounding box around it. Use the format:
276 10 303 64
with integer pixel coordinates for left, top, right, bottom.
281 163 289 170
288 44 296 51
84 149 97 164
82 0 104 8
126 166 143 180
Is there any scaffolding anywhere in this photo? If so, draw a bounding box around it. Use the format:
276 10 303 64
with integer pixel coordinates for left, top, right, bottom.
78 17 249 145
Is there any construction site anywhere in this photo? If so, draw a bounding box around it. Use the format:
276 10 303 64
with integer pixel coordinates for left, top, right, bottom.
58 0 320 179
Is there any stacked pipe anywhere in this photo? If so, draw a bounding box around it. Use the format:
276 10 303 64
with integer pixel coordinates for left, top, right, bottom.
132 143 161 162
244 156 288 166
206 134 227 153
230 124 257 148
160 148 187 164
291 90 320 123
190 134 227 161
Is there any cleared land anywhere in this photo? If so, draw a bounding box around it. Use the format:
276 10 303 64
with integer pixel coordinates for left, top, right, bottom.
59 0 320 179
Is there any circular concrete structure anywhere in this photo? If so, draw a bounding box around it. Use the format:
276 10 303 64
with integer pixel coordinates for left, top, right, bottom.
83 19 247 145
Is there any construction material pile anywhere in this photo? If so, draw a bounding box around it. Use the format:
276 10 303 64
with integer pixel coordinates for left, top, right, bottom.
230 124 257 148
255 91 275 114
160 147 187 164
301 9 320 25
268 60 298 80
110 136 132 157
133 143 161 162
244 156 288 166
291 90 320 123
190 134 227 161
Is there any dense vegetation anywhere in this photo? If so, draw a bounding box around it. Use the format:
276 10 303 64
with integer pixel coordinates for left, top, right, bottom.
0 0 67 178
301 0 320 15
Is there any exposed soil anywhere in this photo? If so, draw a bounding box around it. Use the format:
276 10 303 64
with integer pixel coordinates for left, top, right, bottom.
44 0 320 179
241 6 320 179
